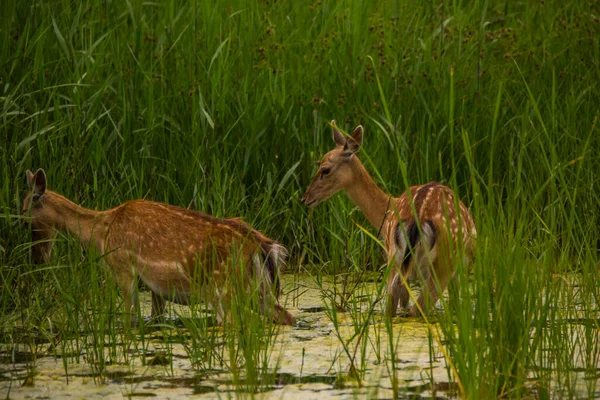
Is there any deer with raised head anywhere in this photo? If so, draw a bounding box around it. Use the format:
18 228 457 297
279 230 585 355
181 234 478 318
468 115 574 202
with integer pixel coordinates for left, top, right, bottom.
22 169 296 326
301 121 476 317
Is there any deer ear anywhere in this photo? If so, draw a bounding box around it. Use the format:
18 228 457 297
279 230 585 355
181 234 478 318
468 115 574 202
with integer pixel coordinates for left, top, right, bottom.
31 169 47 201
26 170 35 186
350 125 363 147
331 120 346 147
343 125 363 155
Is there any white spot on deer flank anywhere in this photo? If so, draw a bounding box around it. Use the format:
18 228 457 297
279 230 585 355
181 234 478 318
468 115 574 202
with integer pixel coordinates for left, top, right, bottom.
423 190 432 206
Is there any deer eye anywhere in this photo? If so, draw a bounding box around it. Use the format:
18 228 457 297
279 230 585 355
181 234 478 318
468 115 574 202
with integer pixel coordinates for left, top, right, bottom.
321 167 331 177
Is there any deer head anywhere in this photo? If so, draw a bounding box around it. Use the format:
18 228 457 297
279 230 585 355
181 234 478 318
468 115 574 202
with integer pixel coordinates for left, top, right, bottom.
22 169 55 263
301 120 363 207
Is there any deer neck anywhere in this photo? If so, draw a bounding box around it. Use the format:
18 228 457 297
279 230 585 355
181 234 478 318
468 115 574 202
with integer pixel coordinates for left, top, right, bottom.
44 192 110 251
343 158 391 231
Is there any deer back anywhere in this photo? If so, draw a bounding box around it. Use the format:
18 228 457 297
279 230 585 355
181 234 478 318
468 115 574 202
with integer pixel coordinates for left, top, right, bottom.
104 201 270 281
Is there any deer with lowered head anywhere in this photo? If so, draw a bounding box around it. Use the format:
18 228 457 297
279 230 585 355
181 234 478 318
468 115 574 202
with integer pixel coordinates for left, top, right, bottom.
22 169 296 326
301 121 476 317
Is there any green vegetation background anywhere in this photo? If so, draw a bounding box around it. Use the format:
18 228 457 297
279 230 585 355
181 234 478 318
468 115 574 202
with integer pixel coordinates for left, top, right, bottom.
2 0 599 266
1 1 600 397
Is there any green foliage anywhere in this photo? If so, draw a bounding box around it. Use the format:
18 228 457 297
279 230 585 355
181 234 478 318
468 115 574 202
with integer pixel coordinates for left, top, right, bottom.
1 0 599 397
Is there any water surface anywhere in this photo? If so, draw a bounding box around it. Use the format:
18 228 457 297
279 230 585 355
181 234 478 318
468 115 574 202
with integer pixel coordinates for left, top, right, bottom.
1 273 597 399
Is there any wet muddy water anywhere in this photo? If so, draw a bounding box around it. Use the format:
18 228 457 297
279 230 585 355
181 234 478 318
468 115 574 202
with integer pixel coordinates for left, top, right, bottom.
1 274 597 399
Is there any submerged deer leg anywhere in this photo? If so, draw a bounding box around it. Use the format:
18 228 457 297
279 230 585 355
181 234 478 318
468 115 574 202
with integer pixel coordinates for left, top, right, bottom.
386 269 412 317
273 303 296 326
151 292 166 320
257 283 295 325
386 270 412 317
213 286 230 326
107 253 140 327
408 257 452 317
258 273 296 325
252 253 296 326
385 267 402 317
398 283 410 310
119 272 139 327
409 276 448 317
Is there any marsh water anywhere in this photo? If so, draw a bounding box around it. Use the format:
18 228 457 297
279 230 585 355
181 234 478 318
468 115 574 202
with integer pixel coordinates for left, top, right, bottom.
1 274 598 399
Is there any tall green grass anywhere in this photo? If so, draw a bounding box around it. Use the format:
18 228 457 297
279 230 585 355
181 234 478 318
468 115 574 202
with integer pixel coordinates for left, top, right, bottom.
1 0 599 397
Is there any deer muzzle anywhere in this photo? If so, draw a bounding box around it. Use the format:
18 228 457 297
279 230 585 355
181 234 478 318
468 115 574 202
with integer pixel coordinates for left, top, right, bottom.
301 192 318 207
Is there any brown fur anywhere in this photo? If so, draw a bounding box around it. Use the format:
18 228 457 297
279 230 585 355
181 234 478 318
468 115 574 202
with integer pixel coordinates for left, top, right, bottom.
301 121 476 317
23 169 295 326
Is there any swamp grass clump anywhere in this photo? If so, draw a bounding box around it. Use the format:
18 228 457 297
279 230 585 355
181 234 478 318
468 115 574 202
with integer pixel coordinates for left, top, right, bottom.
1 0 600 398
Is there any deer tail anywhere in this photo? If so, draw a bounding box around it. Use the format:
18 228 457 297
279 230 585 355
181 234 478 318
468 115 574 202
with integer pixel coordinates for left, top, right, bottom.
253 241 288 298
396 219 436 274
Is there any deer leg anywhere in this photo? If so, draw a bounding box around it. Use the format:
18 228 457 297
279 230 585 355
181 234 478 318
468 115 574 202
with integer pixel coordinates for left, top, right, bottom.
151 292 166 320
214 305 226 325
259 288 296 325
385 267 403 317
273 303 296 326
409 260 452 317
398 283 410 310
387 271 411 316
260 288 296 326
213 287 231 326
255 271 296 326
116 272 139 327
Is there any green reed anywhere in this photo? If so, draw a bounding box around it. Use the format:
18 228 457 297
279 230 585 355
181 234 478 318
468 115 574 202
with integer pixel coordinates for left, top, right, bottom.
2 0 599 397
